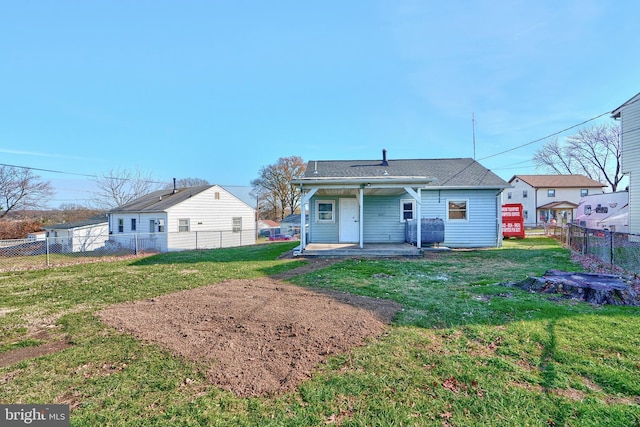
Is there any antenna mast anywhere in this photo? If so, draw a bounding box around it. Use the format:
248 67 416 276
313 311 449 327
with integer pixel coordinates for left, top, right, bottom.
472 112 476 160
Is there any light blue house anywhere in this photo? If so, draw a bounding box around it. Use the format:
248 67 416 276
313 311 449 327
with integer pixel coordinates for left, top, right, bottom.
292 150 510 255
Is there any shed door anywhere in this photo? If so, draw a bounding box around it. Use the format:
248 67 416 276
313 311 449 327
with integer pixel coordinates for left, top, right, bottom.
339 198 359 243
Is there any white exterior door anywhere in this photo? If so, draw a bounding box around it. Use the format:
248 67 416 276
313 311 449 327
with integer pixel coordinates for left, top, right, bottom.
339 198 359 243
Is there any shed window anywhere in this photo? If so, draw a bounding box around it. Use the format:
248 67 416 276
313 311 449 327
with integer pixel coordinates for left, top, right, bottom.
548 189 556 197
316 201 335 222
232 217 242 233
400 199 415 221
447 200 468 221
178 219 190 232
118 218 124 233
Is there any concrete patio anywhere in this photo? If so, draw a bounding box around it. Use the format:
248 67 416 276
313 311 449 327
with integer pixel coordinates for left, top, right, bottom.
294 243 449 258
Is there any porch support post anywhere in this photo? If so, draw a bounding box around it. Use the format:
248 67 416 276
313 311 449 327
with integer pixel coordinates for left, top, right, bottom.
300 188 318 251
404 187 423 249
359 187 364 249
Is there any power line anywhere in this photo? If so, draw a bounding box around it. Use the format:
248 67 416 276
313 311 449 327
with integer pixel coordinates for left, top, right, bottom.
477 110 612 161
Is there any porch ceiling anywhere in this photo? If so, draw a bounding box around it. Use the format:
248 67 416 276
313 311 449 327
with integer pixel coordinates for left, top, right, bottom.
314 187 408 197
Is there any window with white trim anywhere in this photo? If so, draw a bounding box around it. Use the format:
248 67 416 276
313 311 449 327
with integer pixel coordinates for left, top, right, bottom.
232 217 242 233
118 218 124 233
447 200 468 221
178 218 190 232
157 218 165 232
316 200 335 222
400 199 415 222
548 189 556 197
581 189 588 197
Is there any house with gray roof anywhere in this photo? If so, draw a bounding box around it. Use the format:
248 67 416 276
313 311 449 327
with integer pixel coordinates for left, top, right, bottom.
107 185 255 252
43 215 109 253
292 150 510 255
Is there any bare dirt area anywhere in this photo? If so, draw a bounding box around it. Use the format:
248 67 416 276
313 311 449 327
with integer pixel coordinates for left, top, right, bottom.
97 276 401 397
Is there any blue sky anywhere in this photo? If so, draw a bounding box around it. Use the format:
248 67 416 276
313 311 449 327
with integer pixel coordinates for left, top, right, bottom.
1 1 638 207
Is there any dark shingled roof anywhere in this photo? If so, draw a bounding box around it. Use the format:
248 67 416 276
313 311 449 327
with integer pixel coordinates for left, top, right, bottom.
302 157 508 187
46 215 107 230
108 186 213 213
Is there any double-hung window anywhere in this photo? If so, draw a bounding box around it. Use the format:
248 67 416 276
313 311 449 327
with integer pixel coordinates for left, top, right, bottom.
178 219 190 232
447 200 468 221
548 189 556 197
316 200 335 222
131 218 136 231
400 199 415 221
118 218 124 233
232 217 242 233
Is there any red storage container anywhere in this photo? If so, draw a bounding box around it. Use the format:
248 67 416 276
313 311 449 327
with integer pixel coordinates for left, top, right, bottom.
502 204 525 239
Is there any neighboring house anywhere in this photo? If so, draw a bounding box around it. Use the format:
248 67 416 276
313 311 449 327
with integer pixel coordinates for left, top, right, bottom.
280 214 308 236
257 219 280 237
27 231 46 241
292 151 510 252
506 175 605 227
43 216 109 253
612 92 640 236
107 185 256 252
574 191 629 232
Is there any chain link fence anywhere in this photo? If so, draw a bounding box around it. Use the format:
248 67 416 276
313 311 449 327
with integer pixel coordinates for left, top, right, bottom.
0 229 255 272
547 224 640 275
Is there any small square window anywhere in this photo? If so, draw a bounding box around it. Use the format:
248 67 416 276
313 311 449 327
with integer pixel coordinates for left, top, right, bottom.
548 189 556 197
581 189 588 197
157 218 165 232
447 200 468 220
316 201 335 222
178 219 190 232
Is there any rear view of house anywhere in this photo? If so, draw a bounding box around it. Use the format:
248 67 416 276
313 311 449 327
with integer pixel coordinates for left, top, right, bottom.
107 185 255 252
293 151 510 255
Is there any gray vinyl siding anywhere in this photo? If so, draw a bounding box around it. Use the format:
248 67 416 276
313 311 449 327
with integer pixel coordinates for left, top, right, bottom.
422 189 501 248
309 190 501 247
308 197 339 242
362 195 406 242
619 96 640 235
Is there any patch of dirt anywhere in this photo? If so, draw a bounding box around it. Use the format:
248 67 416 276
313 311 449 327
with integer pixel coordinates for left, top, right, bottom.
0 330 72 368
98 277 401 397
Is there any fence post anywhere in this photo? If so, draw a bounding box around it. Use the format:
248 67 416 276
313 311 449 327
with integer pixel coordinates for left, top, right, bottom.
609 231 614 267
46 237 50 267
135 234 138 255
195 231 198 250
583 228 587 255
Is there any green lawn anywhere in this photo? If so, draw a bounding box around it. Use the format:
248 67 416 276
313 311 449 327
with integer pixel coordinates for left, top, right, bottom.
1 238 639 426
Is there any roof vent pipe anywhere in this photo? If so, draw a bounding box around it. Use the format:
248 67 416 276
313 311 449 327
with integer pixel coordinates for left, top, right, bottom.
173 178 177 194
382 149 389 166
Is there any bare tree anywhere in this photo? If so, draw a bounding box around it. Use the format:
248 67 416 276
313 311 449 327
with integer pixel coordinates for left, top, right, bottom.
251 156 306 221
91 167 162 209
533 123 624 191
164 177 210 189
0 165 54 218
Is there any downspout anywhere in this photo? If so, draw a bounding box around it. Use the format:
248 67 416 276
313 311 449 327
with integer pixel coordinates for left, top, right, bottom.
359 187 364 249
496 190 503 247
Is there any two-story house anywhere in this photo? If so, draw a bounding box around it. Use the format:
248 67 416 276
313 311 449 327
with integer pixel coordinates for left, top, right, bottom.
612 92 640 236
506 175 605 227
